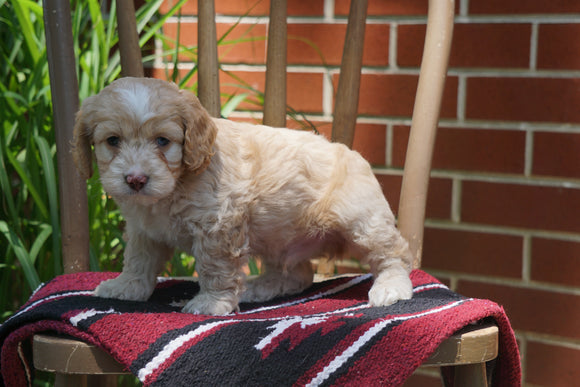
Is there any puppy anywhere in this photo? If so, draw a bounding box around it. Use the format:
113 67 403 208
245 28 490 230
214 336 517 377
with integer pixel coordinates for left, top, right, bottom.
73 77 413 315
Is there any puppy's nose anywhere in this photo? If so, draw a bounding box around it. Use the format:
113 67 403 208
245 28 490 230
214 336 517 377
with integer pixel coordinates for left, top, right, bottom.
125 174 149 192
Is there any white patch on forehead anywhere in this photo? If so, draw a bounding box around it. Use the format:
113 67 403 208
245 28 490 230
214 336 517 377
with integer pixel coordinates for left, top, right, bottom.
116 83 156 124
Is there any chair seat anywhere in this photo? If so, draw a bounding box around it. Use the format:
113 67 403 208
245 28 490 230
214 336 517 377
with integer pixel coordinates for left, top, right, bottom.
33 322 498 374
33 334 128 375
0 270 519 386
423 323 498 366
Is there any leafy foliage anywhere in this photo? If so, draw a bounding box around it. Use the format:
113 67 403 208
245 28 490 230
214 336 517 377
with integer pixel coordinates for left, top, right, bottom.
0 0 189 321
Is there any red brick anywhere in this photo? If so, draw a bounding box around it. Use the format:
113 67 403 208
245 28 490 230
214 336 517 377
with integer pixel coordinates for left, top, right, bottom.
470 0 580 14
341 74 457 119
317 122 387 165
335 0 429 16
466 77 580 123
425 178 454 220
221 70 324 113
531 238 580 287
392 126 526 174
526 342 580 387
156 69 323 113
456 281 580 339
375 175 452 220
353 124 387 165
317 122 387 166
374 174 402 213
422 228 523 278
162 22 267 64
161 0 324 16
533 131 580 179
164 22 390 67
286 72 324 113
398 24 531 69
537 24 580 70
462 181 580 233
287 24 389 67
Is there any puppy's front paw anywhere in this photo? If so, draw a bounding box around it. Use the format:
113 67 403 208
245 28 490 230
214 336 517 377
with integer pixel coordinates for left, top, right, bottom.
94 275 154 302
368 271 413 307
182 293 237 315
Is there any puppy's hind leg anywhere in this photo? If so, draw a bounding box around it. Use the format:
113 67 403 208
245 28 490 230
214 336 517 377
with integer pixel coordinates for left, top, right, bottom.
350 218 414 307
241 260 314 303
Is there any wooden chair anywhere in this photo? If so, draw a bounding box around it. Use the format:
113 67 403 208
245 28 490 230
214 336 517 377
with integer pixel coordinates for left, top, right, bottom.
34 0 499 386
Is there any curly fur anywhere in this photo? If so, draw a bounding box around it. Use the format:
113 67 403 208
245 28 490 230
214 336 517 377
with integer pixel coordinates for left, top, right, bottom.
72 77 413 315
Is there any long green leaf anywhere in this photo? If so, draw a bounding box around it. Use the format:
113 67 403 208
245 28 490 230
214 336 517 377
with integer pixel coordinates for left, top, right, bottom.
0 221 41 291
0 126 19 226
221 93 249 118
138 0 188 48
5 145 49 219
10 0 41 62
86 0 106 72
34 135 61 275
28 224 52 265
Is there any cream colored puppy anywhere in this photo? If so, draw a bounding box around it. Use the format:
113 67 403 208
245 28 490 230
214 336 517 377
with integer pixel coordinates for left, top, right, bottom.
73 77 413 315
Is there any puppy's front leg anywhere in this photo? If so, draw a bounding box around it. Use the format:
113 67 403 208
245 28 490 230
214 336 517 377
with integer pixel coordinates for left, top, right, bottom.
182 250 246 315
95 232 172 302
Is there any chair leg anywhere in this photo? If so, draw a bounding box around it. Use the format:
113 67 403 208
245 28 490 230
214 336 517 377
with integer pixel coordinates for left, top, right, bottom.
453 362 488 387
55 373 118 387
55 373 87 387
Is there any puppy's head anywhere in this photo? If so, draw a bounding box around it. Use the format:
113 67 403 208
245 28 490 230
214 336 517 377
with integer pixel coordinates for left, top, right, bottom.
73 77 216 204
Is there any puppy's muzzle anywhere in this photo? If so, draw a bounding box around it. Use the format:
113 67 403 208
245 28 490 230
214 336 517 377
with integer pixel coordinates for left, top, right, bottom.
125 174 149 192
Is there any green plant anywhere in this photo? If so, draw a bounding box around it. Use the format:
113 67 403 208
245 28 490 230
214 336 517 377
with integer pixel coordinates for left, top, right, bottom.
0 0 189 320
0 0 325 324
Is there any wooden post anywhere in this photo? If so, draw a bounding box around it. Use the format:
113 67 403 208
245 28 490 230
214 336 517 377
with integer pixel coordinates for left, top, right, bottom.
116 0 144 77
43 0 90 273
263 0 287 127
198 0 221 117
331 0 368 148
397 0 455 268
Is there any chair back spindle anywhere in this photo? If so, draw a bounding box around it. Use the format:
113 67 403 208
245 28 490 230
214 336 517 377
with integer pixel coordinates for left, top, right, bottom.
197 0 221 117
116 0 144 78
398 0 455 268
331 0 368 148
43 0 89 273
263 0 288 127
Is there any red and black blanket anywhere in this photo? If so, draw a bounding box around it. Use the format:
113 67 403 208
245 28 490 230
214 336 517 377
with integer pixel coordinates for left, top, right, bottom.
0 270 520 386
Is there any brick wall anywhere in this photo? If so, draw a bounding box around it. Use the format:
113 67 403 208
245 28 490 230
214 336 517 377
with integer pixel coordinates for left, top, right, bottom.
155 1 580 385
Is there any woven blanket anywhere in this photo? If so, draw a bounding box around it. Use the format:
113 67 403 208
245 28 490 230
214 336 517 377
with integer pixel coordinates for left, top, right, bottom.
0 270 520 386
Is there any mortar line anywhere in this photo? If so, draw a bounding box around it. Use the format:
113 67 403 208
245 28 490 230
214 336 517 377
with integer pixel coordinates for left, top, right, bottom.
529 22 539 71
524 130 534 177
386 123 393 167
425 269 580 295
456 75 467 122
520 332 580 350
422 219 580 243
389 23 398 70
459 0 469 17
522 234 532 283
322 69 334 118
323 0 334 22
451 178 462 223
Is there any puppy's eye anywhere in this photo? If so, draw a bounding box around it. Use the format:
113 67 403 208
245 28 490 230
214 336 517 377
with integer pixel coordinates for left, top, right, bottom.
107 136 120 147
156 137 170 147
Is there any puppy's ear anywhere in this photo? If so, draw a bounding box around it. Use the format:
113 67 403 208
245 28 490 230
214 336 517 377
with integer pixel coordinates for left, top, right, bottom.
71 108 94 180
179 90 217 175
